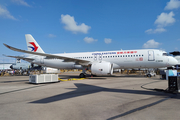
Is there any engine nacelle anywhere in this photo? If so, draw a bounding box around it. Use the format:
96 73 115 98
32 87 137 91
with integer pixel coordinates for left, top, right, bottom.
91 62 113 75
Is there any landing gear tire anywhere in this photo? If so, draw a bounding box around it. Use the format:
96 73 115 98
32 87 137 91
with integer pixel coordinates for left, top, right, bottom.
79 73 86 78
147 74 151 78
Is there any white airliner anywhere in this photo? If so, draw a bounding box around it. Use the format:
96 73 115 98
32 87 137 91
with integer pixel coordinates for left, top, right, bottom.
3 34 178 77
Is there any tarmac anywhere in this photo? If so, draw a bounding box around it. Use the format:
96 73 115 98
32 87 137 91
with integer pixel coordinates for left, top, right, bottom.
0 73 180 120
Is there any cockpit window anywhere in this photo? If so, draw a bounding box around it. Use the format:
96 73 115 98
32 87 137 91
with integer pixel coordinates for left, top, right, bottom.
163 53 168 56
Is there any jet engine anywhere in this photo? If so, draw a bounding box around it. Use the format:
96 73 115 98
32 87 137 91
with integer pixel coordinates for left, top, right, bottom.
91 62 113 75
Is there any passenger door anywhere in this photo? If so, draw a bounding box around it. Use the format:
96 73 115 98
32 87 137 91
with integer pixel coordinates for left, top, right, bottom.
148 51 155 61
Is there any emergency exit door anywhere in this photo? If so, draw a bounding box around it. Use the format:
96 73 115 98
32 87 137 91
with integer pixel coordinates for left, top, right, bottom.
148 51 155 61
94 54 102 61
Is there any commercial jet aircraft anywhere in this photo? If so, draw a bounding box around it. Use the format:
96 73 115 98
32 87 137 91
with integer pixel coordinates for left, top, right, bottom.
3 34 178 78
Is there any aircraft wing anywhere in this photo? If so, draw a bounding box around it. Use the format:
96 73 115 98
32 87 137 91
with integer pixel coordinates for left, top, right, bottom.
3 43 90 65
3 54 34 61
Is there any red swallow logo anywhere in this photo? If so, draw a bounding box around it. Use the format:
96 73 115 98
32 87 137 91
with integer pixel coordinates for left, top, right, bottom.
29 42 38 52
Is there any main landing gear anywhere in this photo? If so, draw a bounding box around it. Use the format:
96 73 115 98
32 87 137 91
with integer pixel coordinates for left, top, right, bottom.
79 67 87 78
79 73 86 78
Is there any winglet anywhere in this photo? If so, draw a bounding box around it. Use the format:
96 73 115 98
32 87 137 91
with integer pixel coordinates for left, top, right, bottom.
3 43 18 52
3 43 11 49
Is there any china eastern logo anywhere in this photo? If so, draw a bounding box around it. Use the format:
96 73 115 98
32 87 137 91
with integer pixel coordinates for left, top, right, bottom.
28 42 38 52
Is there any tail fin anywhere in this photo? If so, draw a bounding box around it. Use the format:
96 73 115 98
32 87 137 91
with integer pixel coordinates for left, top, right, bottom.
25 34 45 53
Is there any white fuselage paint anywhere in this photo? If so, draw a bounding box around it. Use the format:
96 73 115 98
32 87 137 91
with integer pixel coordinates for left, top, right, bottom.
29 49 175 70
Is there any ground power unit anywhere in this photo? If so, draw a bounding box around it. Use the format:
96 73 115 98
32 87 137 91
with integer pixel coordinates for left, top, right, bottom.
168 76 180 93
29 74 59 84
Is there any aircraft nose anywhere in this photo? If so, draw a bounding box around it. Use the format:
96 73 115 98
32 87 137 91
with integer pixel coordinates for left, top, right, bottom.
169 57 178 66
10 65 13 69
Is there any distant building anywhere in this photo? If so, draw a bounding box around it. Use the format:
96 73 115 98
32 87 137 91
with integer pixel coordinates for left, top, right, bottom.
0 63 14 70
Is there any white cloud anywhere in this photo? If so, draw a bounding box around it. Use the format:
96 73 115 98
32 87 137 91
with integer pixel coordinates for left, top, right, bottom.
48 34 56 38
145 11 175 34
142 39 161 48
104 38 112 44
0 5 16 20
154 11 175 27
83 37 97 43
145 28 166 34
154 28 167 33
175 47 179 50
61 14 91 34
145 29 153 34
11 0 31 7
164 0 180 10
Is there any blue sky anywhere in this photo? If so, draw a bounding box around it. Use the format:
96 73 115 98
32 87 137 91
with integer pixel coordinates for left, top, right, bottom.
0 0 180 63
